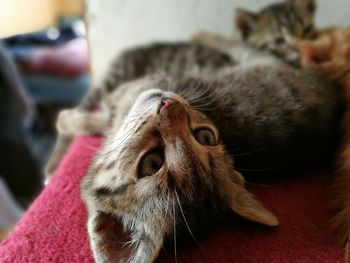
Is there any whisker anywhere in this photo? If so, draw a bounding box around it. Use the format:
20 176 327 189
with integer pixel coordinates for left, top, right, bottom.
174 188 200 246
183 81 212 103
235 167 276 172
230 148 267 157
189 93 226 110
188 92 216 105
159 193 171 234
172 196 178 263
225 147 244 153
191 105 222 112
82 144 101 152
186 91 213 105
174 188 217 263
185 89 211 104
185 81 217 103
244 180 271 187
96 124 138 157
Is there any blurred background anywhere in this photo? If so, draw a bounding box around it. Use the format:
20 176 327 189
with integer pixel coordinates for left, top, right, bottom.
0 0 348 240
0 0 87 239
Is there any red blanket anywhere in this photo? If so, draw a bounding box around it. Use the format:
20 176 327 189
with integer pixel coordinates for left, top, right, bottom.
0 137 343 263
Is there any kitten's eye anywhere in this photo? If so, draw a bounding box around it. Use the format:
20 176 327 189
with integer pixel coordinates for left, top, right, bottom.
274 37 285 45
194 129 216 146
139 150 164 178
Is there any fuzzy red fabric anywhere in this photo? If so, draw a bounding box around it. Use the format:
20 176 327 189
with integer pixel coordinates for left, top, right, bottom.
0 136 344 263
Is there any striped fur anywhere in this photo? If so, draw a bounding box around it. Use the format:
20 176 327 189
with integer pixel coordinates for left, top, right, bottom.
45 40 341 262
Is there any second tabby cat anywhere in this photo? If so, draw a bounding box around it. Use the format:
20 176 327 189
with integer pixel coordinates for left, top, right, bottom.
235 0 316 63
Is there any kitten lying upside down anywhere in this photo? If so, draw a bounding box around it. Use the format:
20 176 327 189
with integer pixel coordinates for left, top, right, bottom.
47 40 340 262
81 87 278 263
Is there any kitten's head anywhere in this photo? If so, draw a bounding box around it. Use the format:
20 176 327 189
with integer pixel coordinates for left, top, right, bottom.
235 0 316 62
297 28 350 101
297 28 350 80
82 88 277 262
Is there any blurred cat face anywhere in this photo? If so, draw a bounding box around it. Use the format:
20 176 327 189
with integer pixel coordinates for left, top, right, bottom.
297 28 350 80
235 0 316 63
296 28 350 103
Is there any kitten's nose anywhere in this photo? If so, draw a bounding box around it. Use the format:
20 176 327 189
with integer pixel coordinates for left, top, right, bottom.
157 97 178 114
158 97 186 123
158 96 188 138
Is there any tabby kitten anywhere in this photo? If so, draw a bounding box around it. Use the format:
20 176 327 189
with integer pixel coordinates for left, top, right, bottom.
296 27 350 258
49 41 340 262
235 0 316 63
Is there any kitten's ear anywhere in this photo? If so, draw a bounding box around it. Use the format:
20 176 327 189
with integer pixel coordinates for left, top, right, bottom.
227 170 279 226
87 212 133 263
235 8 258 39
88 211 164 263
289 0 316 15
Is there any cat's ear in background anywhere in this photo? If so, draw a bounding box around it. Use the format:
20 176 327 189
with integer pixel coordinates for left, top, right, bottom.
234 8 258 40
227 170 279 227
289 0 316 15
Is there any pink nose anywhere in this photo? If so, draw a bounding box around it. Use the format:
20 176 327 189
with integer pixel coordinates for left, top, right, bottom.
157 97 177 114
158 96 187 133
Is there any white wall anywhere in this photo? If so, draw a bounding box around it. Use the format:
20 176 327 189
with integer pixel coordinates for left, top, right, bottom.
85 0 350 84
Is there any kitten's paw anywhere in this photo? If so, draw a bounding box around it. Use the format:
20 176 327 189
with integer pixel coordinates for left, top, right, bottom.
56 109 77 135
57 109 108 136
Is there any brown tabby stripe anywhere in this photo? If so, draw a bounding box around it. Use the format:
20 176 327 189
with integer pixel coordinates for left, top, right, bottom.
95 184 130 196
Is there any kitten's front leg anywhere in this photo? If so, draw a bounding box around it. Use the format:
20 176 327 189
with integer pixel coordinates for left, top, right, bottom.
87 211 164 263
